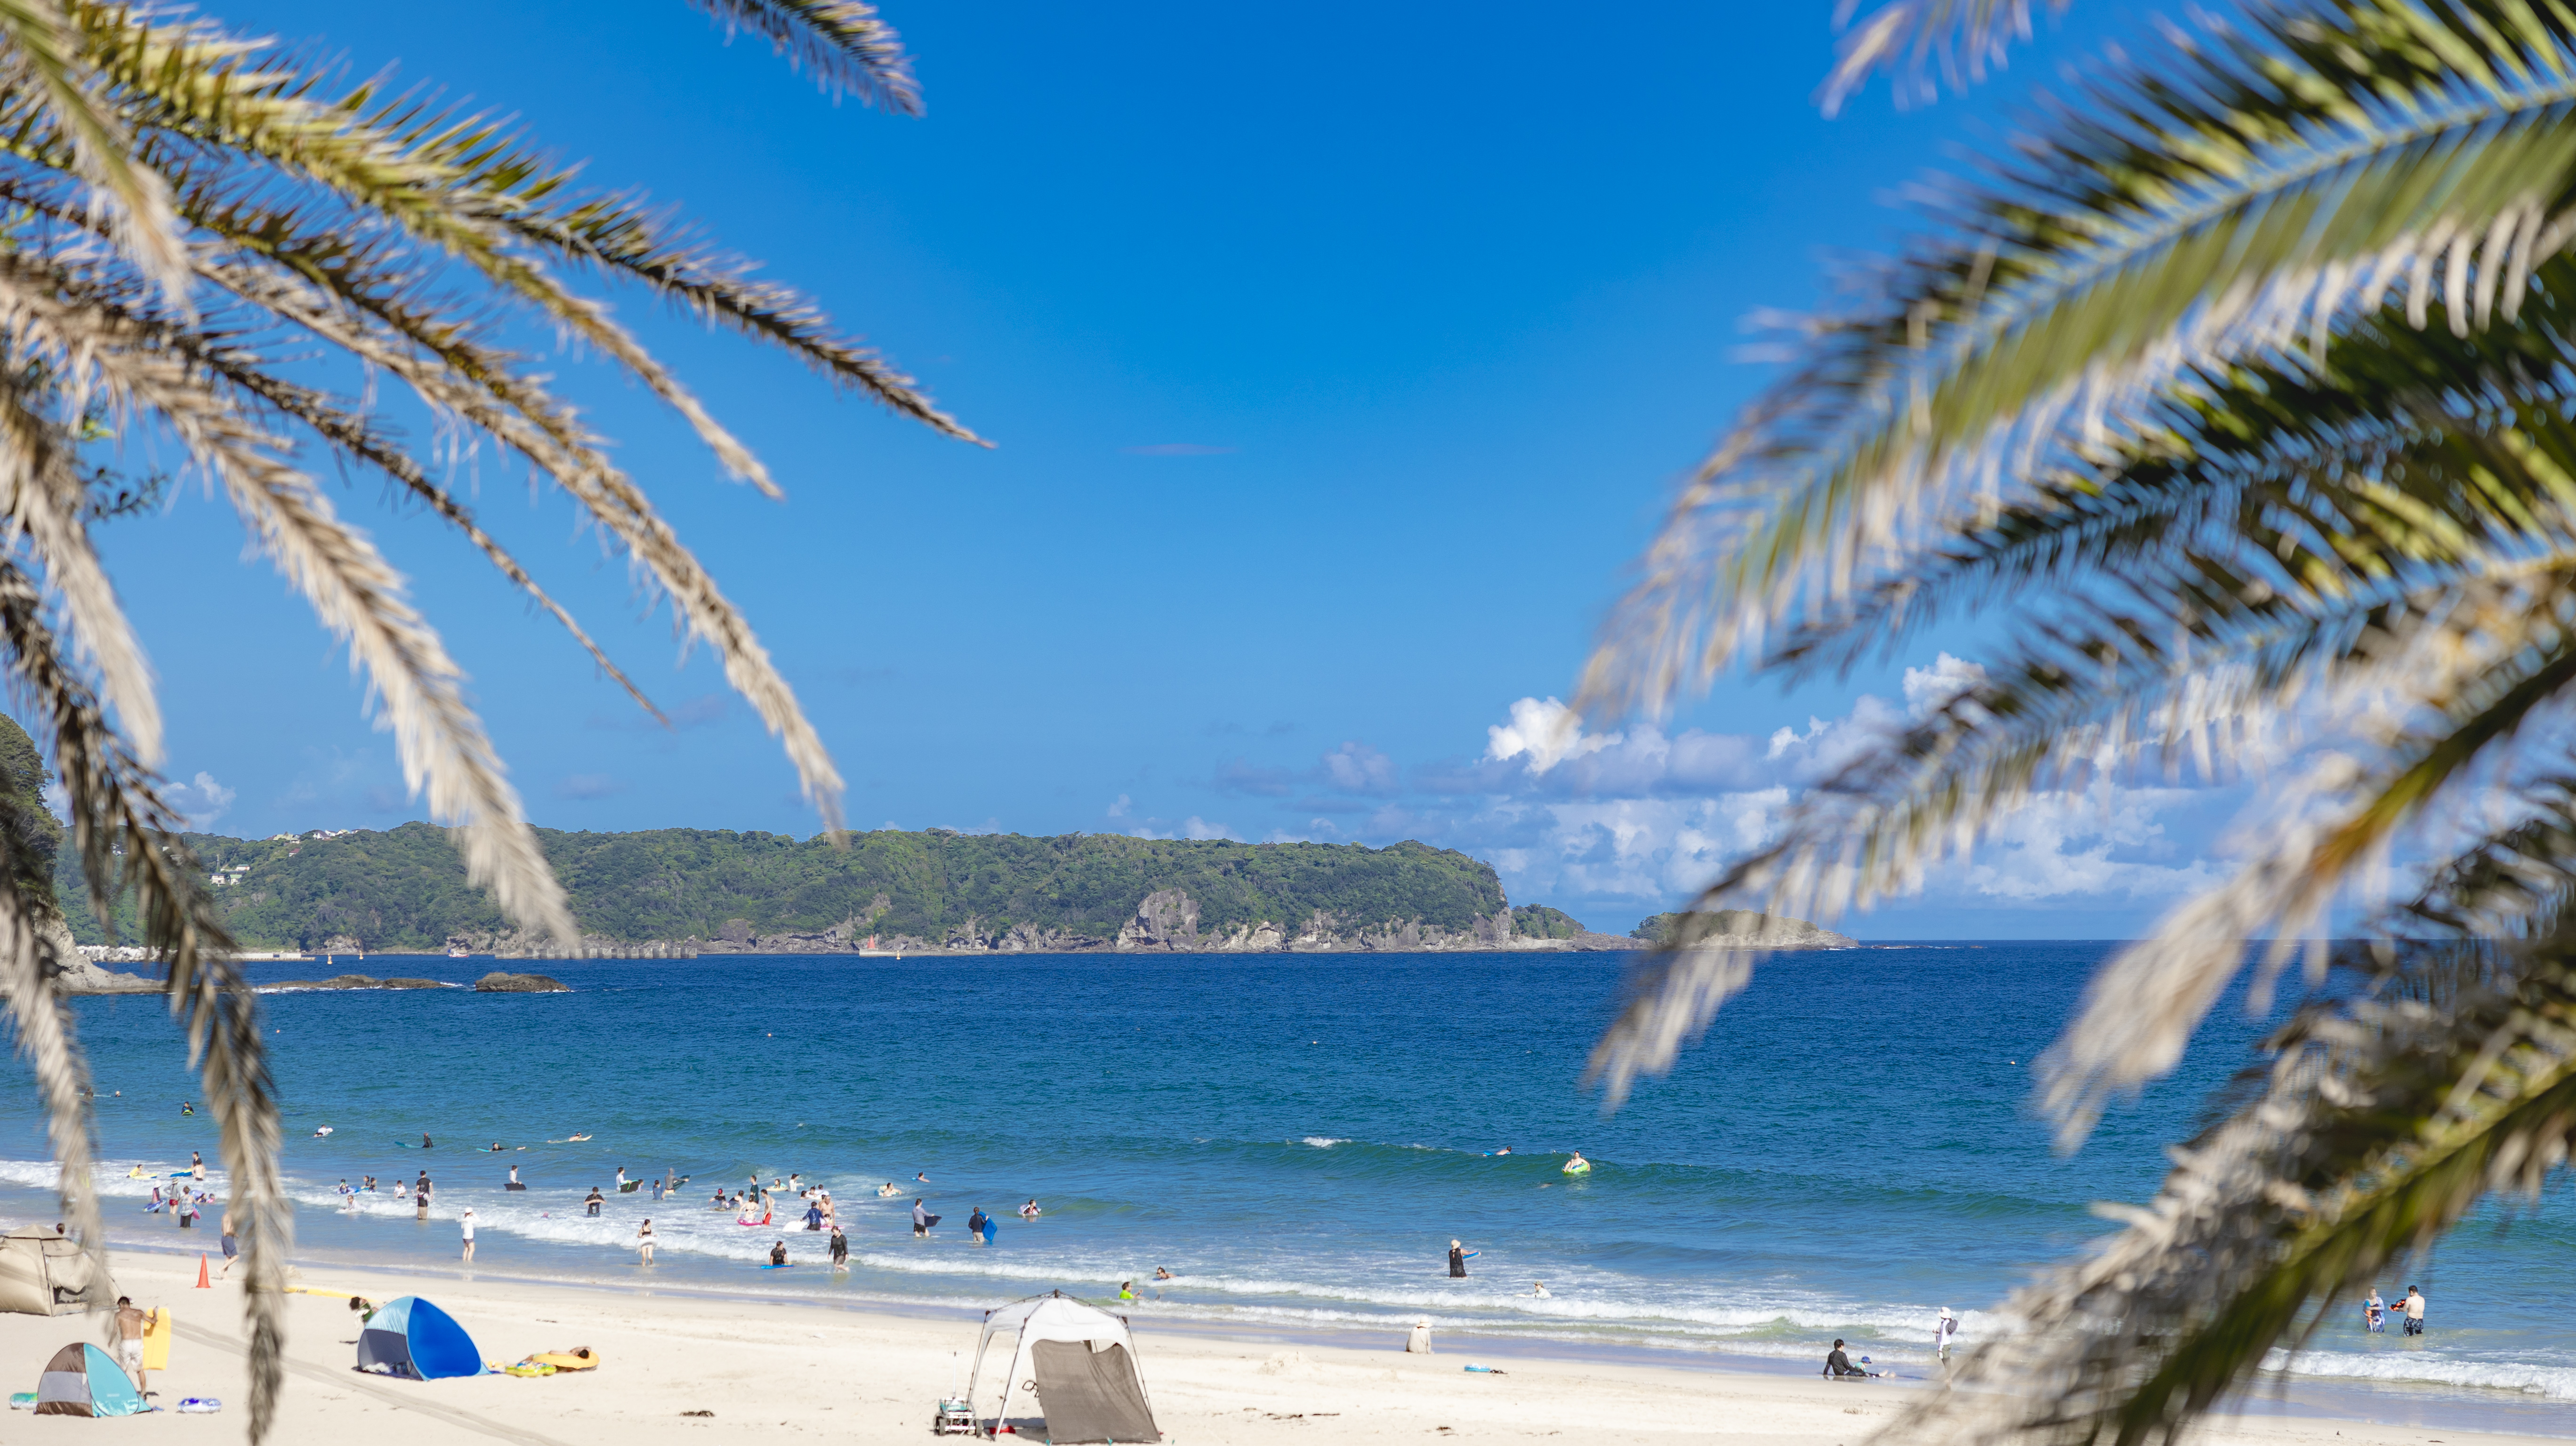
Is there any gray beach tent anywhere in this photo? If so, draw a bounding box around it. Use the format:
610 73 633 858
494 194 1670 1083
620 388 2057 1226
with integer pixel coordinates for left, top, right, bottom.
0 1228 112 1316
968 1292 1160 1443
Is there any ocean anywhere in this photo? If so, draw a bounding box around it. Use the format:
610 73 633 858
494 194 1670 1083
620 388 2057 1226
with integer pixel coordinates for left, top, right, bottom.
5 943 2574 1416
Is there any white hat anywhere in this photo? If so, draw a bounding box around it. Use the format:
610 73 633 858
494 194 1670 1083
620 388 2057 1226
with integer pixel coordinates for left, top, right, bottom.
1938 1306 1953 1318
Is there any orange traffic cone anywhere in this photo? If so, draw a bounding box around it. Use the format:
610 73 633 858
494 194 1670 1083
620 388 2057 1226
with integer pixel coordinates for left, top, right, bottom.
194 1254 209 1289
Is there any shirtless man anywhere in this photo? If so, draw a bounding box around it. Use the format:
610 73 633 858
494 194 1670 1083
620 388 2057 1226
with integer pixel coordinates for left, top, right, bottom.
113 1296 147 1390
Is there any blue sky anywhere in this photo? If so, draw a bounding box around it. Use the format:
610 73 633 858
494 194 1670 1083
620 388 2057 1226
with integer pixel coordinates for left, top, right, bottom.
84 0 2236 937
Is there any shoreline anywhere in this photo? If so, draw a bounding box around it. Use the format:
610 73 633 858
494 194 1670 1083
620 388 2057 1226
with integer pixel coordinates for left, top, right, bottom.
82 1235 2576 1441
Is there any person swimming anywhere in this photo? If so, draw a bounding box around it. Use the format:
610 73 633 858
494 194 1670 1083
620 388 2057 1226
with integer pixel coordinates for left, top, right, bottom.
878 1182 902 1198
488 1141 504 1152
1154 1266 1174 1280
420 1134 433 1149
1532 1282 1551 1298
915 1171 931 1183
313 1125 332 1137
1019 1198 1041 1218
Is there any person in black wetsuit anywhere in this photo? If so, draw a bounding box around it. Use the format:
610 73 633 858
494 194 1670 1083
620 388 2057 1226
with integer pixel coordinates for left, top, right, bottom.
1825 1340 1869 1378
583 1187 604 1217
829 1225 849 1269
1448 1240 1467 1278
769 1239 788 1267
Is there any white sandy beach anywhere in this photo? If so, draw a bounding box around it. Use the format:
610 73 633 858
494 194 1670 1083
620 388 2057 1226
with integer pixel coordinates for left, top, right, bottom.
0 1248 2559 1446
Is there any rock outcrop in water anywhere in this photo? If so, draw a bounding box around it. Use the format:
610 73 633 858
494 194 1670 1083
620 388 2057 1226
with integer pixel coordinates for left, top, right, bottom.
263 974 445 992
1627 910 1856 949
473 972 570 993
54 953 160 995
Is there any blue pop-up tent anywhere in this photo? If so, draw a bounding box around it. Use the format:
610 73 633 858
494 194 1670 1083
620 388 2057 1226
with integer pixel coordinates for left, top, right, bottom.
33 1341 148 1415
354 1296 483 1380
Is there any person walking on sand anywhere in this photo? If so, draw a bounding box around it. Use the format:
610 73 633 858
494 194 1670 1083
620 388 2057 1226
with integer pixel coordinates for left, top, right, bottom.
218 1209 239 1278
636 1219 655 1265
114 1295 147 1391
459 1208 475 1263
1932 1307 1958 1358
1448 1239 1467 1278
2404 1285 2428 1336
829 1224 849 1269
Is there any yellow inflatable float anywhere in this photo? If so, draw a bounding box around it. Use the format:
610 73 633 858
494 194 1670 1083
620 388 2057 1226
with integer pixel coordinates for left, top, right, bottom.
524 1348 600 1372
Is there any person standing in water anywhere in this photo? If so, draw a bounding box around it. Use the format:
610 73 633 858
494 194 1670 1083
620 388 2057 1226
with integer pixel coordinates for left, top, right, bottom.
414 1172 432 1221
189 1151 204 1180
829 1224 849 1269
636 1219 655 1265
459 1209 476 1263
967 1207 989 1245
1448 1240 1467 1278
911 1198 930 1238
2404 1285 2429 1335
2365 1290 2386 1332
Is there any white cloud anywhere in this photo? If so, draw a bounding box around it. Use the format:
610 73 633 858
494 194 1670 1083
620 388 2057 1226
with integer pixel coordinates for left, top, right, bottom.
1183 816 1237 841
165 771 236 829
1902 651 1988 719
1958 786 2223 901
1485 698 1612 774
1106 794 1132 819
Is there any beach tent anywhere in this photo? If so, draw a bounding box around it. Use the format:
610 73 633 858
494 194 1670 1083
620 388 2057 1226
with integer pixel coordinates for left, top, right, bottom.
354 1296 483 1380
0 1229 113 1316
33 1342 148 1416
968 1292 1159 1443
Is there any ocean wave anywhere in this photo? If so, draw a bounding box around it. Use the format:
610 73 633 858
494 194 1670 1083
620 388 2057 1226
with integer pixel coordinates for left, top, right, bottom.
1299 1138 1348 1148
2266 1348 2576 1400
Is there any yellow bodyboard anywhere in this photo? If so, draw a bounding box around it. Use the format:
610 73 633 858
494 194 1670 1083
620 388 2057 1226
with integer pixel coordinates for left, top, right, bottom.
141 1308 171 1372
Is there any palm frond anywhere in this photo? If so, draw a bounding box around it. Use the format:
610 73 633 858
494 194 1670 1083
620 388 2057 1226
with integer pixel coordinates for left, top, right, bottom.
1898 924 2576 1446
1818 0 2058 116
0 0 186 295
0 553 285 1440
686 0 921 114
1584 0 2576 723
0 247 581 947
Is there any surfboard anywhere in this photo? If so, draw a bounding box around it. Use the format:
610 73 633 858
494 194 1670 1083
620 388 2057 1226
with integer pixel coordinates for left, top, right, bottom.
504 1182 527 1191
759 1262 791 1269
618 1181 642 1192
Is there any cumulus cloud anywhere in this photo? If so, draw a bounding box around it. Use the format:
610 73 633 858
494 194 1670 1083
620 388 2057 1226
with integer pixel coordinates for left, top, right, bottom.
1903 652 1988 719
165 771 236 828
1485 698 1610 774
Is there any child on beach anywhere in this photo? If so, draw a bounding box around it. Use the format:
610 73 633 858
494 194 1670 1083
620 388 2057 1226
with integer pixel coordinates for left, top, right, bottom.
2366 1291 2385 1332
636 1220 655 1265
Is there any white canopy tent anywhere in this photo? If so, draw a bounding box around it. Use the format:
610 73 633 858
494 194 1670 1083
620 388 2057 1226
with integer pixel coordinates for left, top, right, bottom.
967 1292 1160 1442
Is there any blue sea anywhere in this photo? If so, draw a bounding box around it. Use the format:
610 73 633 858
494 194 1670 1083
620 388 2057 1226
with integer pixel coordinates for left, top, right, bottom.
5 944 2575 1415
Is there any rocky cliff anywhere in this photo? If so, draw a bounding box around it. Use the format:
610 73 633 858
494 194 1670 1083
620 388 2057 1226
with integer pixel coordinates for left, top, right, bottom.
1628 909 1857 949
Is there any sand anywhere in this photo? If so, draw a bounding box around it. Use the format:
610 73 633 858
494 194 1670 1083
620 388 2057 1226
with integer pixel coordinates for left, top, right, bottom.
0 1248 2558 1445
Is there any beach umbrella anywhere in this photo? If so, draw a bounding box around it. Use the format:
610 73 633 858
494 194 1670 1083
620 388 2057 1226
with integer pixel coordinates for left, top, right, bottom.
33 1342 148 1416
354 1296 483 1380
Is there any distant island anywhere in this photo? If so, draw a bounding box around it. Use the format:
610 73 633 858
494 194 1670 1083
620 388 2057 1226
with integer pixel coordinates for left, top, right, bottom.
59 822 1620 958
52 821 1845 960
